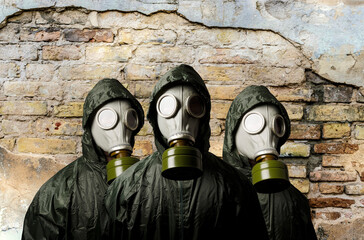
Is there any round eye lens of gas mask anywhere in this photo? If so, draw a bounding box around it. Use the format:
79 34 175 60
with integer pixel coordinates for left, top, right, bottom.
242 112 265 134
96 107 118 130
186 95 205 118
157 94 178 118
125 109 139 131
272 115 286 137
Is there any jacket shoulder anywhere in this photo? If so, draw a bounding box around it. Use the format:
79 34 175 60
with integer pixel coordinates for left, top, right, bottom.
203 152 257 201
25 159 78 221
105 153 160 220
108 152 160 194
39 159 76 193
206 153 251 182
22 158 80 239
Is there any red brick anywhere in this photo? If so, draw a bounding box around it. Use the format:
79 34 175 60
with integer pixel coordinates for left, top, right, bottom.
309 197 355 208
35 30 61 42
64 28 114 42
314 143 359 154
289 123 321 140
42 45 82 60
310 171 357 182
20 28 61 42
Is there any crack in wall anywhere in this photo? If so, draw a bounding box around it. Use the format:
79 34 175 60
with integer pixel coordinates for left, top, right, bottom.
0 2 348 87
0 5 325 88
347 53 358 72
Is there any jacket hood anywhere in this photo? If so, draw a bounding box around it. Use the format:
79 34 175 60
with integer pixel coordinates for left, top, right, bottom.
223 85 291 175
147 64 211 154
82 78 144 163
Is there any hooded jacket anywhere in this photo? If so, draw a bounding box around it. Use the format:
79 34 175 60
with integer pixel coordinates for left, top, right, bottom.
105 64 269 240
22 79 144 240
223 85 317 240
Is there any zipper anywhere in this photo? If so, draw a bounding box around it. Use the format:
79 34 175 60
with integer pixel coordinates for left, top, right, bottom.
178 181 184 240
269 193 275 239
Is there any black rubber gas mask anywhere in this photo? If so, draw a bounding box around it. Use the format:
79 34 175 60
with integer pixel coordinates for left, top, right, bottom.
156 85 205 180
91 100 139 184
235 104 289 193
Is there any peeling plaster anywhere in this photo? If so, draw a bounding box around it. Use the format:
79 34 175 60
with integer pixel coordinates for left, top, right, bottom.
0 147 65 239
0 0 364 86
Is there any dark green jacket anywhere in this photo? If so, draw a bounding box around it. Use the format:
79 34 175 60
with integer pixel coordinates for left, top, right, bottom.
223 85 317 240
22 79 144 240
105 65 269 240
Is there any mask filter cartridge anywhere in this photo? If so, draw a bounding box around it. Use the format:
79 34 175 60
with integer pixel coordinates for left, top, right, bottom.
251 154 289 193
161 139 202 180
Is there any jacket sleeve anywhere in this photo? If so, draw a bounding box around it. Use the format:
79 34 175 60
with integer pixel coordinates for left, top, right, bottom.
242 182 270 240
104 173 129 240
22 190 67 240
258 186 318 240
225 165 269 240
292 186 318 240
301 195 318 240
22 166 74 240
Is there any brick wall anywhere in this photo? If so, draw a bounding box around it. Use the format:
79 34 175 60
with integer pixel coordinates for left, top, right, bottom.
0 8 363 239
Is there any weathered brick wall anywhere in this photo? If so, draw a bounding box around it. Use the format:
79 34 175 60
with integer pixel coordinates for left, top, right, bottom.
0 8 363 239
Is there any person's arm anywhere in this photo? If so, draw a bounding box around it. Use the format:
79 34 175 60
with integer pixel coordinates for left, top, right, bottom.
22 191 67 240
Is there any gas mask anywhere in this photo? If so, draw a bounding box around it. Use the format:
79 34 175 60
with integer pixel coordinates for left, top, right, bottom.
91 100 139 184
156 85 205 180
235 104 289 193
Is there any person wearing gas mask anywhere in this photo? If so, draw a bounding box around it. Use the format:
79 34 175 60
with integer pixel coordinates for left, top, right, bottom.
22 79 144 240
105 64 269 240
223 85 317 240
